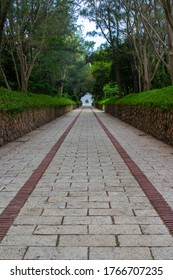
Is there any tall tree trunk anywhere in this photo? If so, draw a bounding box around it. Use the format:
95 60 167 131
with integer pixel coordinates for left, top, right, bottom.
113 50 123 96
142 47 150 91
17 42 37 92
115 63 123 96
138 71 142 93
21 74 28 92
20 65 35 92
59 82 64 97
0 64 12 90
129 53 139 93
10 50 20 90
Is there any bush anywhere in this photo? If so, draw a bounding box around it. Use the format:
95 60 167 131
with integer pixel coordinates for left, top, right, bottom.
96 85 173 111
0 87 76 114
103 83 119 98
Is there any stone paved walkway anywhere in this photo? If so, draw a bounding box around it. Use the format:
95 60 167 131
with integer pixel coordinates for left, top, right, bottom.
0 107 173 259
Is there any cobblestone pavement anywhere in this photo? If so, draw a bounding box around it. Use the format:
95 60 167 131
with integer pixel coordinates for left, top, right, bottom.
0 107 173 260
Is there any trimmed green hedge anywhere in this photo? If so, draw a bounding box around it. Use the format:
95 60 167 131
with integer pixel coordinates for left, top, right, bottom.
0 87 76 114
96 86 173 110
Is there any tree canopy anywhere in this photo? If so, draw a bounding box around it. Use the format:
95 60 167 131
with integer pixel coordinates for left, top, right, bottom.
0 0 173 101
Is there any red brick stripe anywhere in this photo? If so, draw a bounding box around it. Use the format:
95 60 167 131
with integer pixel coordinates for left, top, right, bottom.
93 110 173 233
0 110 81 241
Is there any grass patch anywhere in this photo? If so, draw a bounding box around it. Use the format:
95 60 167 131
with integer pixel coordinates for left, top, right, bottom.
98 86 173 110
0 87 76 114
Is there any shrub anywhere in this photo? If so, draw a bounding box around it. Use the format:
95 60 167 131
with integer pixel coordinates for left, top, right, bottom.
103 83 119 98
96 85 173 111
0 87 76 114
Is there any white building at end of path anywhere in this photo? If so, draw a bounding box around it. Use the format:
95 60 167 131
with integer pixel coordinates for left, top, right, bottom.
81 93 93 106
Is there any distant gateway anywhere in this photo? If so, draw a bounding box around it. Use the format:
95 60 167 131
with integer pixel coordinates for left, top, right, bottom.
81 93 93 106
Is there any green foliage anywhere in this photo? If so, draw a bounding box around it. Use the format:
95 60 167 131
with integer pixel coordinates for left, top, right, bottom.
94 97 119 108
88 49 113 100
103 83 118 98
88 43 136 100
0 87 75 114
152 67 171 89
0 0 89 97
28 33 90 100
98 85 173 110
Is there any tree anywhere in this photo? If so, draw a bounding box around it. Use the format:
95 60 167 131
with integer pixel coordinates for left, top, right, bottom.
0 0 13 89
88 49 111 100
0 0 13 46
160 0 173 83
82 0 126 96
29 32 90 99
123 0 173 87
103 82 118 98
2 0 74 92
160 0 173 31
83 0 173 92
119 0 167 91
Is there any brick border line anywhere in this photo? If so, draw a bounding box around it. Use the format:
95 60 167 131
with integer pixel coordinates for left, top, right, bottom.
93 109 173 234
0 110 82 241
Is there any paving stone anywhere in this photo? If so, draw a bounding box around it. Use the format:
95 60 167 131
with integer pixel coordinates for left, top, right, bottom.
89 195 129 202
128 196 150 203
42 208 87 216
18 208 43 216
24 247 88 260
104 186 125 192
63 216 112 225
51 183 71 189
69 191 106 197
67 202 109 209
7 225 36 235
64 186 88 191
45 191 68 197
34 225 87 234
48 196 88 202
89 224 141 234
114 216 163 225
140 225 169 234
1 235 57 246
132 203 155 210
0 191 18 197
88 178 105 183
111 202 154 210
0 198 13 207
88 185 106 191
43 202 67 209
118 235 173 246
151 247 173 260
89 209 134 216
123 190 146 196
134 209 158 216
89 247 152 260
23 196 48 203
14 216 63 225
59 235 116 247
72 175 89 181
54 176 73 183
0 246 27 260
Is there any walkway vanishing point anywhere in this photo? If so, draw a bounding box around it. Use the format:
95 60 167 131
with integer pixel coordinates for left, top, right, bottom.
0 107 173 260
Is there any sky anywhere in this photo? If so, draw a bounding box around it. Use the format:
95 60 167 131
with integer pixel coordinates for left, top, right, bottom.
77 17 106 49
